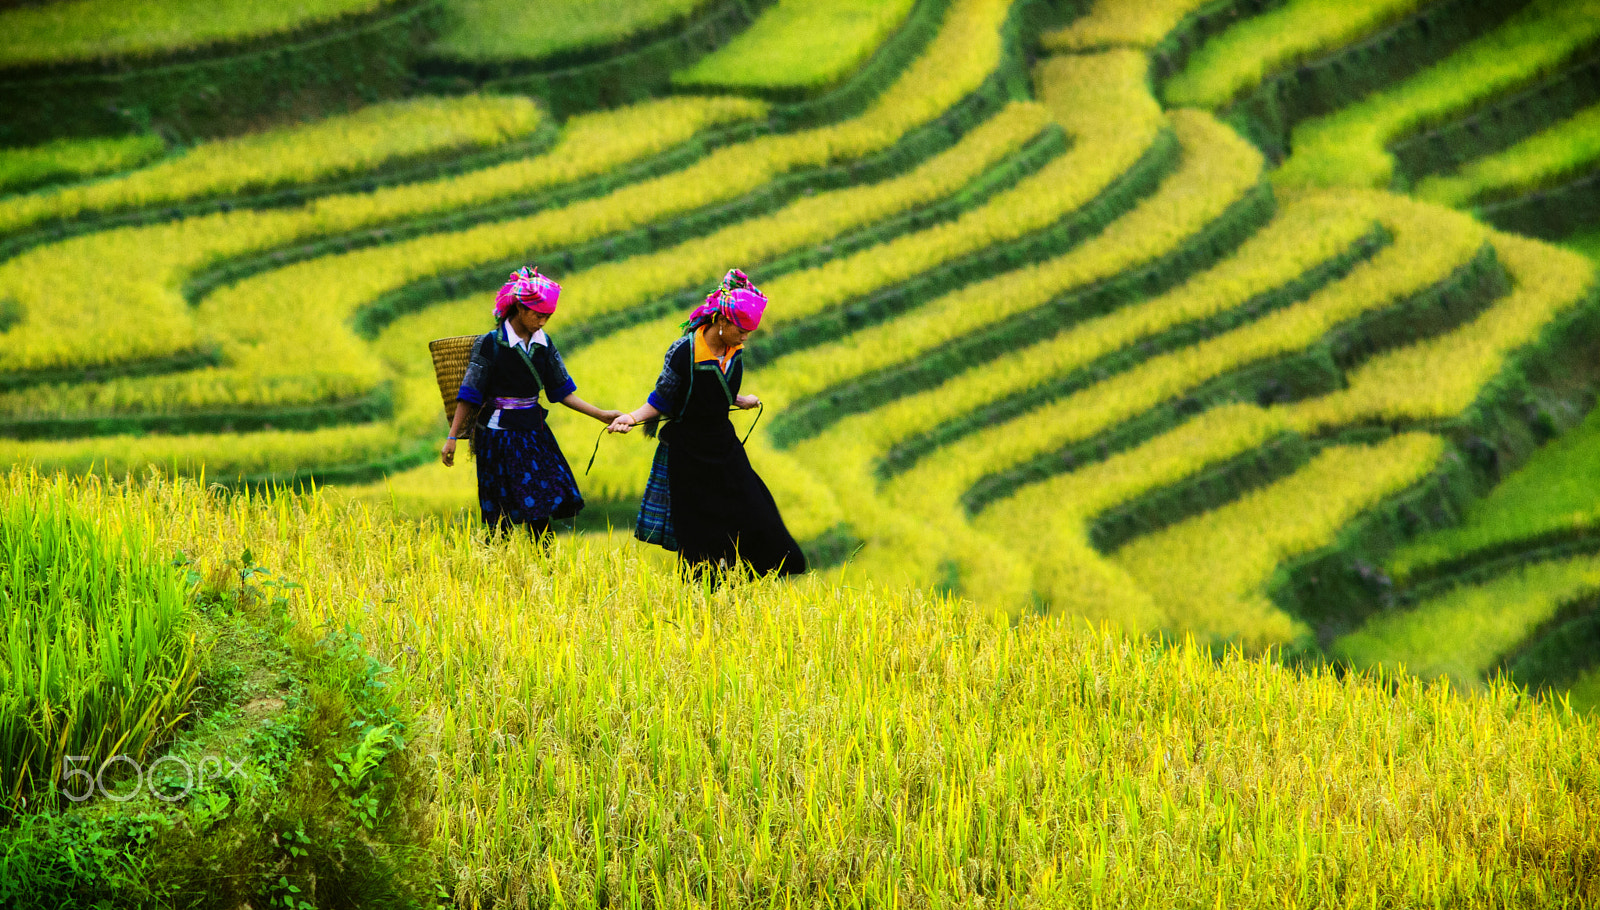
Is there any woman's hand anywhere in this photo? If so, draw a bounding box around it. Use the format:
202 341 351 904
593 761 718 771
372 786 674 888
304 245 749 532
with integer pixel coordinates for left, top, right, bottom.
596 408 624 424
607 414 637 434
736 393 761 410
441 437 458 467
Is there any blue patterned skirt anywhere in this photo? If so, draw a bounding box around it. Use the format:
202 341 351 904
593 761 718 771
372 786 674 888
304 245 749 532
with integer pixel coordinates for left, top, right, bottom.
634 441 677 551
475 424 583 529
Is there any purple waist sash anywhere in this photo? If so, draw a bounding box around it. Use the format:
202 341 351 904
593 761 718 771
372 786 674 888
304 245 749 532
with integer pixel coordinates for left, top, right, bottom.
492 396 541 410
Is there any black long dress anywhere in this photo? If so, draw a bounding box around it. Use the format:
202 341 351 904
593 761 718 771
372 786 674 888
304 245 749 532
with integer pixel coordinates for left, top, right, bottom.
634 328 806 577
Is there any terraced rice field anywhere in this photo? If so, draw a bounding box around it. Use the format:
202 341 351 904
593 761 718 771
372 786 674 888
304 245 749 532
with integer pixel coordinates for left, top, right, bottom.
7 0 1600 904
5 0 1600 755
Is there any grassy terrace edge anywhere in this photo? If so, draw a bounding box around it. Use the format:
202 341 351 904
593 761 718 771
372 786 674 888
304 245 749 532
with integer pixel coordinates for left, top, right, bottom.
1203 0 1526 162
427 0 725 73
0 119 564 267
552 126 1069 353
1479 170 1600 242
959 243 1510 515
0 0 443 145
417 0 778 117
0 384 396 441
1145 0 1285 89
1389 47 1600 185
671 0 928 105
0 346 223 395
744 129 1186 369
773 175 1283 450
1496 590 1600 695
1270 288 1600 644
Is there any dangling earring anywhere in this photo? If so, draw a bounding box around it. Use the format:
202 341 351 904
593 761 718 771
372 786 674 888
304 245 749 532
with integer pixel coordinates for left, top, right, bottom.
717 326 725 342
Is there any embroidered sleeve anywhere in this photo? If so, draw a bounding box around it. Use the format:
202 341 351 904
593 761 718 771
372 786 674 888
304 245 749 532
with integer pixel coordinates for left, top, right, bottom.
539 337 578 402
456 333 495 406
646 336 690 414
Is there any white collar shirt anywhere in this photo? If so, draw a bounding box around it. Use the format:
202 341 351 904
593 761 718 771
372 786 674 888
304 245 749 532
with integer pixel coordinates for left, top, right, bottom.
503 321 548 351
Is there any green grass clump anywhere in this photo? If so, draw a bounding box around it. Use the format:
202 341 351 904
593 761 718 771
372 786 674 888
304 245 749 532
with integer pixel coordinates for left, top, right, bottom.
1334 555 1600 687
1165 0 1428 108
0 517 436 907
431 0 705 63
0 0 395 67
1276 0 1600 190
14 468 1598 907
0 134 165 196
673 0 917 94
1389 402 1600 579
1416 104 1600 207
0 475 199 814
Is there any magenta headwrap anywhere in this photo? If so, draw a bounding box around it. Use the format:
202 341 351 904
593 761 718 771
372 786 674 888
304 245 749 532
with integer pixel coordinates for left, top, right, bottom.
684 268 767 332
494 266 560 320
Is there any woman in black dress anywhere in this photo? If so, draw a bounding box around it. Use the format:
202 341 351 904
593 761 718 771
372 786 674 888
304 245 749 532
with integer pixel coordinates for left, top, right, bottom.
607 269 806 578
442 266 619 537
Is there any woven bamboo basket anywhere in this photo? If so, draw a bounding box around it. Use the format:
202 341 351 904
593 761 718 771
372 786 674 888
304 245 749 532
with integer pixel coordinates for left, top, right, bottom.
428 334 478 423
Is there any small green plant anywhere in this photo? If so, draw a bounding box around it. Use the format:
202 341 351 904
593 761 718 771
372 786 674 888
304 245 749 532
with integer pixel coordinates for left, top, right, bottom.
328 723 399 830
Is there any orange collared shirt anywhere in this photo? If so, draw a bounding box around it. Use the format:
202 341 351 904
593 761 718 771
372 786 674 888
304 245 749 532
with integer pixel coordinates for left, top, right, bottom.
694 326 743 375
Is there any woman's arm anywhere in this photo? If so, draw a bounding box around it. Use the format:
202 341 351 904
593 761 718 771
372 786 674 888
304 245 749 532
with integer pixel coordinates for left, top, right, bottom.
559 393 622 424
610 336 688 433
607 402 661 434
441 401 476 466
734 393 760 409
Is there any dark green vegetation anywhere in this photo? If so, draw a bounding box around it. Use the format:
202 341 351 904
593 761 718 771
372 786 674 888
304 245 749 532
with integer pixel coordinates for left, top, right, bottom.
0 514 430 908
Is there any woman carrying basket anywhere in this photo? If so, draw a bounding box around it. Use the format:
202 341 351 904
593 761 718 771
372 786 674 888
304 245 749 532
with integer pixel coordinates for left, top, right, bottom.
607 269 806 578
442 266 620 537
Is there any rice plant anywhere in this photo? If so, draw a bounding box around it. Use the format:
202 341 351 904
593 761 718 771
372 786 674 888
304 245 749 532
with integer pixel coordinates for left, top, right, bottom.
7 468 1598 907
0 476 200 814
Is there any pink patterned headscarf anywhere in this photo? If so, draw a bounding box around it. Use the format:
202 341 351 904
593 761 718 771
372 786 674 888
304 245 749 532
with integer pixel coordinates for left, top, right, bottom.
494 266 560 320
685 268 767 331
